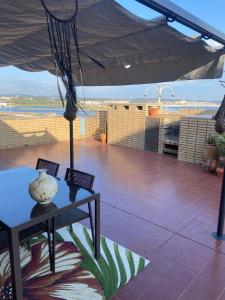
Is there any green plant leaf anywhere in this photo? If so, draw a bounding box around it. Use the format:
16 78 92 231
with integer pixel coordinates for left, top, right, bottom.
69 226 115 299
137 257 145 273
207 133 216 145
30 233 47 245
30 230 64 246
30 238 45 245
82 227 111 298
114 244 127 288
68 227 106 292
101 236 119 295
126 249 135 278
68 225 148 300
55 231 64 242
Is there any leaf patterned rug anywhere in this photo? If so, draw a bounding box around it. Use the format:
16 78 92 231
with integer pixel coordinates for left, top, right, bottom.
0 223 149 300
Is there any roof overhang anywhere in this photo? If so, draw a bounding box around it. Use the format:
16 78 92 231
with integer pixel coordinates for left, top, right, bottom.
0 0 224 86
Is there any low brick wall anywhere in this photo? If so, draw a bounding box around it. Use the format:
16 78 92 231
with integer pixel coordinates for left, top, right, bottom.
178 116 216 164
106 103 216 164
107 104 148 150
0 114 100 150
2 107 216 164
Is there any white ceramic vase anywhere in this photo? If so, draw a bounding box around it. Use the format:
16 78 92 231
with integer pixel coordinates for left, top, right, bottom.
29 169 58 204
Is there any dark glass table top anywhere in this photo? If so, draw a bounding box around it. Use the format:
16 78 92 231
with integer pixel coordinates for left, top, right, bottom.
0 167 96 229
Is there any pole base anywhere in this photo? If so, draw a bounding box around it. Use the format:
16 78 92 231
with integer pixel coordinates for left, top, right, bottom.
211 232 225 241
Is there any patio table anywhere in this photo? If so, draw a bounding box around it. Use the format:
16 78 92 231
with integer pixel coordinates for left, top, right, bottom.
0 166 100 300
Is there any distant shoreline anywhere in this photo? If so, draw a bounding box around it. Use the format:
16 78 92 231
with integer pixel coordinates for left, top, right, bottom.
0 106 98 116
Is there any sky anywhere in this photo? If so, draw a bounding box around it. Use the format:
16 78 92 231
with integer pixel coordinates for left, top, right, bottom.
0 0 225 101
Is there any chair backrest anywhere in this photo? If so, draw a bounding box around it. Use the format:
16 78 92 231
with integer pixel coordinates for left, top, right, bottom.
65 168 95 190
36 158 60 177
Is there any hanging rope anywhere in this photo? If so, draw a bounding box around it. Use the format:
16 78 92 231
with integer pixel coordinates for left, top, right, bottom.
41 0 104 121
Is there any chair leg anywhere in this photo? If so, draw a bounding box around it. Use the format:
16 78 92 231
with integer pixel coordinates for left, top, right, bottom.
88 202 95 246
51 217 56 274
47 220 52 272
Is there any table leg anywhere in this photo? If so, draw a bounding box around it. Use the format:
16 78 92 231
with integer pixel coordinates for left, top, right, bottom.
95 195 100 260
8 230 23 300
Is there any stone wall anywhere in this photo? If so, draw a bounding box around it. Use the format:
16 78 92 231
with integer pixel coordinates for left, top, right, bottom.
107 104 148 150
106 103 216 164
0 114 100 150
178 116 216 164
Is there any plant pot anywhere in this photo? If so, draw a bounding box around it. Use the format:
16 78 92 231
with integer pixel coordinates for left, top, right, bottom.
216 167 224 177
203 143 217 161
100 132 107 144
148 107 159 117
202 158 217 173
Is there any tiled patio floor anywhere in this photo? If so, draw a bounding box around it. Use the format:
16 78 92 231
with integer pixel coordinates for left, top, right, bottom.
0 139 224 300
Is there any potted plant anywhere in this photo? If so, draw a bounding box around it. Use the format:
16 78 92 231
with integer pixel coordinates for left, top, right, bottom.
100 126 107 144
148 106 159 117
202 158 217 173
217 134 225 155
216 143 225 177
216 159 224 177
203 134 217 161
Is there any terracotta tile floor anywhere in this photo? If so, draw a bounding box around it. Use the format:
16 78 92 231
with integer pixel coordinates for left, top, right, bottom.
0 139 224 300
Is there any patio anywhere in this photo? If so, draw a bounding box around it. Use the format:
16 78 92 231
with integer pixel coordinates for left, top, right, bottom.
0 139 224 300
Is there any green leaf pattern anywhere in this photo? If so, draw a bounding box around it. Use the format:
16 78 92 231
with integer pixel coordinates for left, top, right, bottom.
31 223 149 300
66 224 149 300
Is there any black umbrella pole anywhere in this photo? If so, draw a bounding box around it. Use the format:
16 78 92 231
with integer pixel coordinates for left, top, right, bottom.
69 120 74 169
217 171 225 237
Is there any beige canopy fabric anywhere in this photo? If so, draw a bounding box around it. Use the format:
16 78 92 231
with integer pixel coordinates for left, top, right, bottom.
0 0 224 86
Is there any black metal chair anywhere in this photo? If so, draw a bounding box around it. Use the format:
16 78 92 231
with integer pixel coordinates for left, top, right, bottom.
0 222 53 268
65 168 95 240
36 158 60 177
48 168 95 273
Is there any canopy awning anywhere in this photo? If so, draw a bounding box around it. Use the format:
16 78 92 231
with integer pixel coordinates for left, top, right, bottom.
0 0 224 86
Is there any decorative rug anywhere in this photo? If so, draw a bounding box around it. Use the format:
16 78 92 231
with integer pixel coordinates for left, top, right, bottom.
0 223 149 300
